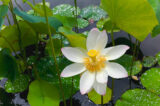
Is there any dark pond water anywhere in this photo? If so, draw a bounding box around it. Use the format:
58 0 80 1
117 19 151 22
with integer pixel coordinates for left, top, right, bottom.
0 0 160 106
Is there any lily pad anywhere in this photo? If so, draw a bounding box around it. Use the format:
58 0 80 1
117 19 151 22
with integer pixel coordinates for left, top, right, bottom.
5 74 30 93
142 56 157 68
52 4 80 17
77 18 89 29
116 89 160 106
156 51 160 65
141 68 160 95
88 87 112 104
80 5 107 21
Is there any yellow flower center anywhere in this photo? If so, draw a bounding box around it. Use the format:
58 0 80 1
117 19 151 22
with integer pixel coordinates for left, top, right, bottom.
84 49 106 72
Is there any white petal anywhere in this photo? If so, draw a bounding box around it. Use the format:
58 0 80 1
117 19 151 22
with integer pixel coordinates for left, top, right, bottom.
106 62 128 78
87 28 100 50
94 30 108 51
80 71 95 95
104 45 129 60
93 81 107 95
96 69 108 83
61 47 87 63
61 63 86 77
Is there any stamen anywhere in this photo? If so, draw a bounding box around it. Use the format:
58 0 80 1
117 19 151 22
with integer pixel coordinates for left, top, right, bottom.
84 56 106 72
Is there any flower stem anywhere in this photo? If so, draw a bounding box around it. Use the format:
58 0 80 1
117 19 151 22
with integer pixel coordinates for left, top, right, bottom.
111 25 115 100
101 95 104 106
6 15 11 25
129 40 138 89
128 34 133 50
74 0 78 33
42 1 66 106
9 0 27 68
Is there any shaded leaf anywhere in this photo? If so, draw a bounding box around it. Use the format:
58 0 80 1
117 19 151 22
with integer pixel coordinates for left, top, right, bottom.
115 55 142 76
0 48 19 81
0 21 37 51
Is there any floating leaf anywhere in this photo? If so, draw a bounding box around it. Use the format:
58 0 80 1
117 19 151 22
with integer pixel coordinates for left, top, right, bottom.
115 55 142 76
28 80 59 106
101 0 158 41
0 48 19 81
52 4 80 17
88 87 112 104
141 68 160 95
156 51 160 65
34 57 80 99
0 5 8 30
5 74 30 93
116 89 160 106
142 56 157 68
77 18 89 29
80 5 107 21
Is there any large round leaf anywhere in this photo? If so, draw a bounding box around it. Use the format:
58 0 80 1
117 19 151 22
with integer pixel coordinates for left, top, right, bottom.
28 80 59 106
141 68 160 95
101 0 158 41
116 89 160 106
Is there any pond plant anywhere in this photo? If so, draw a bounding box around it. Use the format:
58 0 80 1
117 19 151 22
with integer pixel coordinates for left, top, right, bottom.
0 0 160 106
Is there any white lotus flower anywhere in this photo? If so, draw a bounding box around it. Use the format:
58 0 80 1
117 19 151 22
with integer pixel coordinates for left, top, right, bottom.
61 28 129 95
